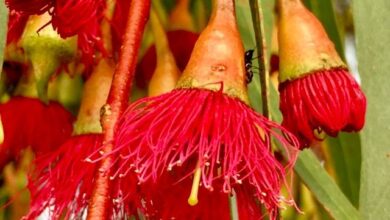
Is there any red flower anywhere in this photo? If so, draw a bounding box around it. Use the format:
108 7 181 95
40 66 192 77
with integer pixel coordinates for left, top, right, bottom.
51 0 107 67
6 10 29 44
105 89 298 219
6 0 107 69
277 0 366 146
135 163 263 219
26 134 99 219
279 69 366 145
270 54 279 74
5 0 52 15
24 58 139 219
25 134 139 219
0 96 73 169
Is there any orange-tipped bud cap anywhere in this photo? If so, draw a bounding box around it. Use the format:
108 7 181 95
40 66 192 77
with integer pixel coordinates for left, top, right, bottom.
278 0 346 82
148 9 181 97
74 58 114 135
169 0 195 32
176 0 249 104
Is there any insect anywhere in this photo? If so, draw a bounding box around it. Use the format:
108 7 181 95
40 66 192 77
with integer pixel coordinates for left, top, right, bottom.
244 49 255 84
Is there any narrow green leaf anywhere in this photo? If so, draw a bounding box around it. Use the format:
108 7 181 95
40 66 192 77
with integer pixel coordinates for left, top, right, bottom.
354 0 390 219
191 0 211 32
0 1 8 72
326 133 361 208
295 149 360 220
268 84 282 123
152 0 169 26
236 1 256 47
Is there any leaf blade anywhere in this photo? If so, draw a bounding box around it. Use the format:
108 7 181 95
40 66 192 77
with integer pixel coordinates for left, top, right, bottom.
326 133 361 208
0 1 8 72
353 0 390 219
295 150 360 220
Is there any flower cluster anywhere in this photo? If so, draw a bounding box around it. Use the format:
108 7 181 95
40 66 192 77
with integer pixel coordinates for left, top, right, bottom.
0 0 367 219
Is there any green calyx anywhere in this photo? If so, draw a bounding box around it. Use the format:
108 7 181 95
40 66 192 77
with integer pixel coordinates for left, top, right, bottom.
21 15 77 102
279 54 347 82
73 121 102 135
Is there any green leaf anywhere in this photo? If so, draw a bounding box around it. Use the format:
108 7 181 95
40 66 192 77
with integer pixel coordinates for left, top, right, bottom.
191 0 211 32
295 149 360 220
268 83 282 123
0 1 8 73
326 133 361 208
236 1 256 49
354 0 390 219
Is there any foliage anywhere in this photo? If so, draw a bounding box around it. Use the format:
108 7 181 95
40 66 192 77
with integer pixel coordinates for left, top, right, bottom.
0 0 389 219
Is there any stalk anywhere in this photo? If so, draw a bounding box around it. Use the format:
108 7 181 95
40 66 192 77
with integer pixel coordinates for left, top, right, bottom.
86 1 151 219
249 0 270 118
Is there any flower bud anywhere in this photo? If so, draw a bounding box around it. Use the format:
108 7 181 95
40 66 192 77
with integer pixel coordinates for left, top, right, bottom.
277 0 366 146
73 59 114 135
21 13 76 101
278 0 346 82
176 0 249 103
169 0 195 32
148 9 180 97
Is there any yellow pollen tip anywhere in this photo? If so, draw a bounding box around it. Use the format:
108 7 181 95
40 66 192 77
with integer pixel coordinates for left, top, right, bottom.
188 167 201 206
314 127 326 140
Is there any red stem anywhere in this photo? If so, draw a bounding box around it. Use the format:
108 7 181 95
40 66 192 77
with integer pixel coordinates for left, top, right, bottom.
86 1 151 219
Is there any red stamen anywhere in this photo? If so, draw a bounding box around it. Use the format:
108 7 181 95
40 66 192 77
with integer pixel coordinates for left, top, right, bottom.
6 10 29 44
100 88 299 218
51 0 107 68
5 0 52 15
25 134 102 219
279 68 367 146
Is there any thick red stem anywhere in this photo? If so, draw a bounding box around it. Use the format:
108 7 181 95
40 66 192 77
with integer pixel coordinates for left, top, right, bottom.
86 1 151 219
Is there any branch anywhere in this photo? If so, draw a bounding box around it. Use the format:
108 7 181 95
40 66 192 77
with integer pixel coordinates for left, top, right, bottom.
86 1 151 219
249 0 270 118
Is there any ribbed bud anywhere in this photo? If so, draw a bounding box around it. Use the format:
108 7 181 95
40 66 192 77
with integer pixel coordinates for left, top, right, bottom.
176 0 249 104
278 0 346 82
